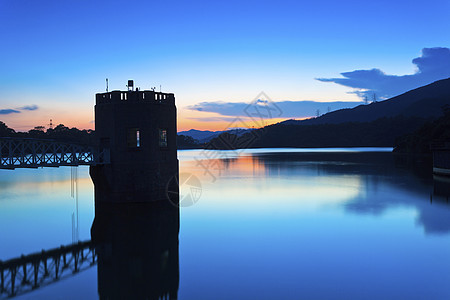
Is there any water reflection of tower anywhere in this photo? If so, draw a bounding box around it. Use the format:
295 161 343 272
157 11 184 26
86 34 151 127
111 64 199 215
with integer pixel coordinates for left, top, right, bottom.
90 81 180 298
91 202 179 299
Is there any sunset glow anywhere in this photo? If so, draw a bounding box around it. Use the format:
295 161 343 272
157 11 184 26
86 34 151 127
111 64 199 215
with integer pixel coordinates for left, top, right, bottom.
0 1 449 132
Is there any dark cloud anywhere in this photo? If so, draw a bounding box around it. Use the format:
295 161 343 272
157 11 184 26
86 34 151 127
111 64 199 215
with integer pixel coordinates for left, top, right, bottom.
0 109 20 115
18 104 39 111
188 100 362 119
317 47 450 100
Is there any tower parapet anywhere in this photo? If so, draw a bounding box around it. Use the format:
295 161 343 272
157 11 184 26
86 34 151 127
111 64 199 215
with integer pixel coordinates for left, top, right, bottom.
95 91 175 105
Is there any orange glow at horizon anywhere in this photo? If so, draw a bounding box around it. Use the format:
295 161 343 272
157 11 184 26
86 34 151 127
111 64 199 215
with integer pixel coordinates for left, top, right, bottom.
177 108 312 132
179 152 362 209
2 104 313 133
1 110 94 132
177 117 303 132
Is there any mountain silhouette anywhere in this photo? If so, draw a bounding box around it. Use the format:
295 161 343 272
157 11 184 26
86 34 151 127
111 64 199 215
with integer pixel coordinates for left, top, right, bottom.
178 128 252 143
209 78 450 149
284 77 450 125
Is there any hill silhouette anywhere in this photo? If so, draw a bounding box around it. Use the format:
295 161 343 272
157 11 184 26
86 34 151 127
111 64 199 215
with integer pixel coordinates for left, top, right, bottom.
284 77 450 125
178 128 252 143
208 116 427 149
208 78 450 149
394 105 450 154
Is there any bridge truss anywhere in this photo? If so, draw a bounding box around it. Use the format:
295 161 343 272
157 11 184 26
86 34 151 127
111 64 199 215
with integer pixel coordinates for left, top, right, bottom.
0 138 109 169
0 241 96 298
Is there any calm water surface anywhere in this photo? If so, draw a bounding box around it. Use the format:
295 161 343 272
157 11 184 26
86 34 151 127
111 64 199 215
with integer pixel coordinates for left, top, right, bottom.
1 148 450 299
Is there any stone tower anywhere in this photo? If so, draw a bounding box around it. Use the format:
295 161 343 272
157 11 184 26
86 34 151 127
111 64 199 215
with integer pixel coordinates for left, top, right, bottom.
90 81 179 207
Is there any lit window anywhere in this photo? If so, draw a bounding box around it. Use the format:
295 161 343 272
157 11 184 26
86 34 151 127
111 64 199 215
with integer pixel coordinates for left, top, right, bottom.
127 128 140 148
136 130 140 147
159 129 167 147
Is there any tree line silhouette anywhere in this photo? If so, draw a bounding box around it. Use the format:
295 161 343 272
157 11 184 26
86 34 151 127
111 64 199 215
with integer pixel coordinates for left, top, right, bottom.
394 105 450 153
0 122 94 145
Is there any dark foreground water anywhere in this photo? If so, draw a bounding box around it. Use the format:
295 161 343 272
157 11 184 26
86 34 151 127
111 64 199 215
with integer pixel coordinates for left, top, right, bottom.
1 148 450 299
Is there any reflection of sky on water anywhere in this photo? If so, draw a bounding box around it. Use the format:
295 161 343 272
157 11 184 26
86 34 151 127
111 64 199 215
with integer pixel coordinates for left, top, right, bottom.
178 149 450 299
0 166 93 260
180 150 449 235
2 149 450 299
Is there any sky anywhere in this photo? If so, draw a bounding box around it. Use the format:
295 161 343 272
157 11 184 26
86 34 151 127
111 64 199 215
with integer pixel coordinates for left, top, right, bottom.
0 0 449 132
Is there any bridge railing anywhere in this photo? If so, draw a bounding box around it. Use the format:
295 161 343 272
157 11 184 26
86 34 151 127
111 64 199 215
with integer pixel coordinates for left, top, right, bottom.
0 241 96 298
0 138 110 169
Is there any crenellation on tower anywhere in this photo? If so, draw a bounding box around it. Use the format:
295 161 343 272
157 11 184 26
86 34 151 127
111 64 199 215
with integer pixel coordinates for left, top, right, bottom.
95 90 175 105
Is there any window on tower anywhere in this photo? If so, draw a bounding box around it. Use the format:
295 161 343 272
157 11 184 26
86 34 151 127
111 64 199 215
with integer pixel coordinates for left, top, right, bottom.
159 129 167 147
127 128 140 148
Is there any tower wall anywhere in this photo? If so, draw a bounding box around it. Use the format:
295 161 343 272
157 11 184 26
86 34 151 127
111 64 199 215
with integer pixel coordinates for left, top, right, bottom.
90 89 179 205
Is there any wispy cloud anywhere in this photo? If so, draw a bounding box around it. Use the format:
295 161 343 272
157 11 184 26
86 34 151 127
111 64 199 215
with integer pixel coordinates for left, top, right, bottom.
317 47 450 100
187 116 243 123
18 104 39 111
0 104 39 115
187 100 362 119
0 109 21 115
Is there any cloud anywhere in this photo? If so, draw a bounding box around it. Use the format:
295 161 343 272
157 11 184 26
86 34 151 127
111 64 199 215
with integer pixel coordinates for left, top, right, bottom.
0 109 20 115
187 100 362 119
0 104 39 115
187 116 243 123
317 47 450 100
18 104 39 111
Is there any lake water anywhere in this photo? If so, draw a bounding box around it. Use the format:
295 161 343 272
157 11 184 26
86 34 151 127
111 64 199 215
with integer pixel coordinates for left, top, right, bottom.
1 148 450 299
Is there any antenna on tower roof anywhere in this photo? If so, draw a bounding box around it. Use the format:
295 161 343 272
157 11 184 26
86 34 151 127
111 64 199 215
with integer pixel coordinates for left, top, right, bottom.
106 78 109 92
127 80 134 91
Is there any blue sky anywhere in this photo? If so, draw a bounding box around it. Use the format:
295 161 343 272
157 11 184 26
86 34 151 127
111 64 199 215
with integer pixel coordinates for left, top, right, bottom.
0 0 449 131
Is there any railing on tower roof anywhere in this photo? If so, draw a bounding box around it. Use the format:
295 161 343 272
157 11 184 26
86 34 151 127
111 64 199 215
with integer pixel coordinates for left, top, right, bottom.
95 90 175 105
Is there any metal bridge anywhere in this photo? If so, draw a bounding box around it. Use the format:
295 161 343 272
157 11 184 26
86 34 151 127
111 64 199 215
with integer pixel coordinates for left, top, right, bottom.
0 241 96 298
0 138 109 169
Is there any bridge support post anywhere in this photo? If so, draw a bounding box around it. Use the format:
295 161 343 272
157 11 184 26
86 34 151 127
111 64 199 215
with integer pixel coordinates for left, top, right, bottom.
43 254 49 277
55 256 60 279
1 267 4 293
62 251 67 269
8 142 12 167
33 262 39 289
91 248 96 265
73 252 78 273
22 260 28 284
11 267 16 296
